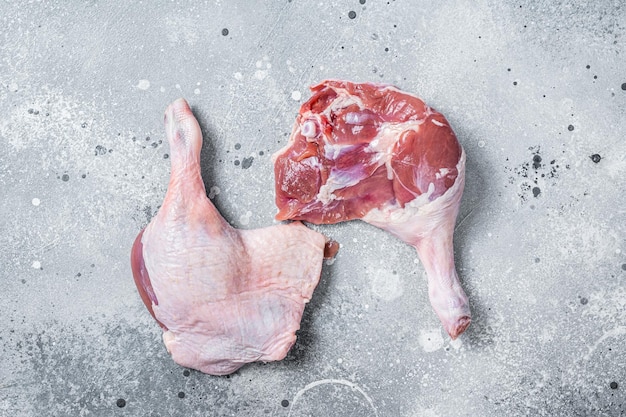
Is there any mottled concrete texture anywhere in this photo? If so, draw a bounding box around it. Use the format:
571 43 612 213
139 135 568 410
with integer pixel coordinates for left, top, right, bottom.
1 1 625 416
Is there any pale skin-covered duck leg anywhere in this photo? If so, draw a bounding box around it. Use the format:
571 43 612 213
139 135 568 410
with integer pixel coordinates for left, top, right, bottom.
363 151 470 339
131 98 326 375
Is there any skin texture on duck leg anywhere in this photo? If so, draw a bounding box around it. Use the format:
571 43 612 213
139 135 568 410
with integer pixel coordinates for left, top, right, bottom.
362 151 469 339
131 99 326 375
273 80 470 339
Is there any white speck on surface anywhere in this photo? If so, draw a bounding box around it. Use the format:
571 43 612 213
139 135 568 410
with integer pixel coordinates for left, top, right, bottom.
449 337 463 350
418 329 444 353
254 70 268 80
291 91 302 101
255 60 263 68
8 82 18 92
420 409 441 417
208 186 220 199
370 268 403 301
239 211 252 225
337 358 343 364
159 86 165 92
478 140 485 147
136 80 150 90
32 198 40 206
194 88 200 95
234 72 243 80
164 15 200 45
31 261 41 269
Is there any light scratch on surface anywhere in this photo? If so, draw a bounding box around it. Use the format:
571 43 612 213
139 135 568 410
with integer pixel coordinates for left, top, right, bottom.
582 326 626 361
454 206 477 232
288 378 378 417
258 2 291 49
36 235 61 253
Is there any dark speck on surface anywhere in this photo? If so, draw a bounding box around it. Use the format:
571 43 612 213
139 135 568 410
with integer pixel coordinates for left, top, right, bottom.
222 28 229 36
95 145 107 155
281 400 289 407
580 297 588 305
348 10 357 19
622 263 626 271
621 83 626 90
81 174 86 179
610 381 618 389
234 160 240 166
164 153 169 159
534 257 540 263
183 370 190 377
568 124 574 131
178 391 185 399
234 143 241 150
143 206 153 224
259 150 264 156
586 64 590 69
360 0 366 4
532 187 540 197
81 122 87 128
241 156 254 169
590 154 601 163
533 154 542 169
116 399 126 408
61 174 69 182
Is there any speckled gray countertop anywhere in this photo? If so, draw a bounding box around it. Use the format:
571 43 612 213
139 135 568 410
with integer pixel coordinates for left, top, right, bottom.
1 1 625 416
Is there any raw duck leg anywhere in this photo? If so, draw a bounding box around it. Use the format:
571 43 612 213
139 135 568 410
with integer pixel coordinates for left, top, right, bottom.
131 99 327 375
273 80 470 339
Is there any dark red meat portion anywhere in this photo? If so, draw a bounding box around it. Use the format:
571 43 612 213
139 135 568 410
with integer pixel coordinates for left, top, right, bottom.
273 80 461 224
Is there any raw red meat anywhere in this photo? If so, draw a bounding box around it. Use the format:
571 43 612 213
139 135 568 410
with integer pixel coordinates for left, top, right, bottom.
273 80 470 339
131 99 327 375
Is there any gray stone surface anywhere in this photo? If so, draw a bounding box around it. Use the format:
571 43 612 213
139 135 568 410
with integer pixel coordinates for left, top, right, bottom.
1 1 625 416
